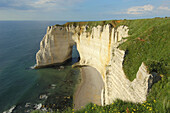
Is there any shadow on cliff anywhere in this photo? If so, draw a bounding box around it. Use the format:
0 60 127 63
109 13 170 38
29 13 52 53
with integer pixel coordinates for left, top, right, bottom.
35 44 80 70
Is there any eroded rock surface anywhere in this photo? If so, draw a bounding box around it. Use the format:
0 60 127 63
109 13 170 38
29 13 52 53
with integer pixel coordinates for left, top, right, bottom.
105 48 152 104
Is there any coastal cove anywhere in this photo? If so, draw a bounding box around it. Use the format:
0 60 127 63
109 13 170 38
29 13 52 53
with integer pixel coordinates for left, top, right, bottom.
1 18 169 113
0 0 170 112
33 18 170 113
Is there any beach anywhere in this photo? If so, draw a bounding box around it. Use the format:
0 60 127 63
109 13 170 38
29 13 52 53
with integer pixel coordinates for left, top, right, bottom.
74 66 104 110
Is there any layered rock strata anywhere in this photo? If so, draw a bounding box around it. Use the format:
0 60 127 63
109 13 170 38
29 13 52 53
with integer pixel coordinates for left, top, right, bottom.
35 24 153 105
104 48 152 104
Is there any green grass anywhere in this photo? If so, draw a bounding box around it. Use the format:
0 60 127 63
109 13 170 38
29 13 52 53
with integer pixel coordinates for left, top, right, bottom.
75 100 159 113
32 99 165 113
117 18 170 81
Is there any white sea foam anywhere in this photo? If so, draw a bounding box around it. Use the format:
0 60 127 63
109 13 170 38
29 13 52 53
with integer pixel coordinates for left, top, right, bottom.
30 64 37 69
3 105 16 113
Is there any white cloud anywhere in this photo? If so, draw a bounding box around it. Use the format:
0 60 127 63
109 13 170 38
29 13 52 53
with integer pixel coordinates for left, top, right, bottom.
158 6 170 11
0 0 84 11
30 0 84 11
33 0 82 7
33 0 62 6
127 4 154 14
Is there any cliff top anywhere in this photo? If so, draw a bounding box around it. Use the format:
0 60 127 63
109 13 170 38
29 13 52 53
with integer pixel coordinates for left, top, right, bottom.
55 17 169 28
63 20 121 28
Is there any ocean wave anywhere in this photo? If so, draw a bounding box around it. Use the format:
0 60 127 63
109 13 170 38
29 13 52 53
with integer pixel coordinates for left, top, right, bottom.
30 64 37 69
3 105 16 113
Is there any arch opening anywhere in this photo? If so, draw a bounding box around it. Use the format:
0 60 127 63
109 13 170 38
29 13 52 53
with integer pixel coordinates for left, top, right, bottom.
71 44 80 64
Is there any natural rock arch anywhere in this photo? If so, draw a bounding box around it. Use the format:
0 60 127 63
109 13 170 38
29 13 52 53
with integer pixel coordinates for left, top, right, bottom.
36 24 128 79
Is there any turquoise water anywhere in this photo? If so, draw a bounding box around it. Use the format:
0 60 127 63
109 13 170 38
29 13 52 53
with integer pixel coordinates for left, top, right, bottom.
0 21 80 112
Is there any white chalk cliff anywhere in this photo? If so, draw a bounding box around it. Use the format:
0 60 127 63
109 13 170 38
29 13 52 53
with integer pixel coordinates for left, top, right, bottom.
35 24 154 105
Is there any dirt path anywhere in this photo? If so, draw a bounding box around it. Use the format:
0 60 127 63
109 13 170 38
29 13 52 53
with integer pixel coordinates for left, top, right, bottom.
74 66 104 110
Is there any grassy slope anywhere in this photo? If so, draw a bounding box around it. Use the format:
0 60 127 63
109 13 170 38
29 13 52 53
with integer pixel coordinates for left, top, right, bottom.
118 18 170 81
33 18 170 113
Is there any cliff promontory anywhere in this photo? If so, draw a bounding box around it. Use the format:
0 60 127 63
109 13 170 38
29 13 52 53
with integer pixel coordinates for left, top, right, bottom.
35 18 170 112
35 21 154 106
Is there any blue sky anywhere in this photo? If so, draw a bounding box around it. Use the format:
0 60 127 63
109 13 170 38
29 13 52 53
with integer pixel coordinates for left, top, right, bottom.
0 0 170 20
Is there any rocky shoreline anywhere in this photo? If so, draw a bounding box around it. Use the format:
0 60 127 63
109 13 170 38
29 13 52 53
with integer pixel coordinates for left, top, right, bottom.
3 64 80 113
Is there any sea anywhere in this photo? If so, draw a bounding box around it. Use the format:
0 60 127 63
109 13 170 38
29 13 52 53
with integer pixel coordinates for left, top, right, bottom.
0 21 80 112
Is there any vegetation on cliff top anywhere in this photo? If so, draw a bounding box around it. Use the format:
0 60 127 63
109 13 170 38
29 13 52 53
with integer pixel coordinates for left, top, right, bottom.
118 18 170 81
63 20 121 27
62 20 121 33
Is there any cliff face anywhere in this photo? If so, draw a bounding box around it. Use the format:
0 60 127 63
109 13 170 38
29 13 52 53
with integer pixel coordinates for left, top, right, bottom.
36 26 75 66
105 48 152 104
36 24 153 105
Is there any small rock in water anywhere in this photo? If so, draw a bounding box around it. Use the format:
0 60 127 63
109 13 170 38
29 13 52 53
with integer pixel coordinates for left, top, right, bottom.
39 94 48 100
51 84 56 87
25 109 33 113
51 84 56 89
60 66 64 69
25 103 31 108
56 96 59 99
58 66 64 71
